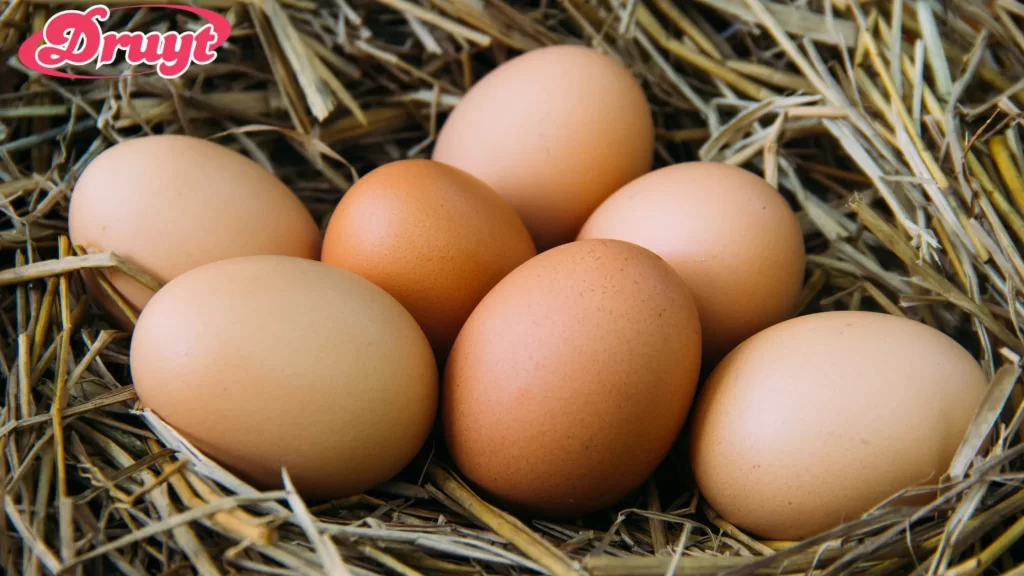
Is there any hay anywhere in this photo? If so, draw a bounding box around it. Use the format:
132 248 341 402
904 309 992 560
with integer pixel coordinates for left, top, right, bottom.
0 0 1023 574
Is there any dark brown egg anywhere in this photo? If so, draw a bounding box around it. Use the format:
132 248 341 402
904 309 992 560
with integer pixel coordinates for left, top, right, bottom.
321 159 536 353
443 239 702 516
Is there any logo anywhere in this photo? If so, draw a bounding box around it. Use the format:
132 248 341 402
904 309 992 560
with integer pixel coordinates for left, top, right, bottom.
18 4 231 79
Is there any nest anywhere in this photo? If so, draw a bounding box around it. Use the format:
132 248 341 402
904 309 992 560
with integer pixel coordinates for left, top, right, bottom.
1 0 1023 574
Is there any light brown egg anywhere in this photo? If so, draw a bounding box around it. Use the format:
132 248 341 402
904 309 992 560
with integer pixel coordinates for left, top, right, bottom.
432 45 654 251
130 255 438 500
69 134 321 328
689 311 988 540
578 161 805 361
443 239 702 516
321 159 536 353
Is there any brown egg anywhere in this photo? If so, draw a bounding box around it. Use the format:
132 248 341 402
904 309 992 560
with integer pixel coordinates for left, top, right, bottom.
432 45 654 251
130 255 438 500
321 159 536 353
578 161 805 361
443 239 702 516
689 311 988 540
69 134 321 328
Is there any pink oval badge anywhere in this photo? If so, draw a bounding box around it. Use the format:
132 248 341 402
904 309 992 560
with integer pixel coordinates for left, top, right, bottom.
18 4 231 80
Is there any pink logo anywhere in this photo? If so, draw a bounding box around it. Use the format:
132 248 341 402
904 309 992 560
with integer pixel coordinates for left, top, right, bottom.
18 4 231 79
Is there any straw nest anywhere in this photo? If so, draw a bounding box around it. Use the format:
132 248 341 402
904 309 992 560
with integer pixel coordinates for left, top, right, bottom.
1 0 1023 574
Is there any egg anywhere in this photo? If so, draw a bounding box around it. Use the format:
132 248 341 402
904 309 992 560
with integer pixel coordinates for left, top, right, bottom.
443 239 702 516
321 159 536 353
432 45 654 251
578 161 805 361
69 134 322 327
689 311 988 540
130 255 438 500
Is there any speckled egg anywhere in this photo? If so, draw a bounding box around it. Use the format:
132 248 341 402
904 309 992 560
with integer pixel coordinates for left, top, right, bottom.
69 134 321 328
689 311 988 540
130 255 438 500
432 45 655 250
321 159 536 353
443 239 702 516
579 161 805 361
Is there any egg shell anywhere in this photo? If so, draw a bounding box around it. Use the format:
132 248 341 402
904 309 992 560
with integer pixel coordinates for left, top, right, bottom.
130 255 438 500
443 239 702 516
321 159 536 353
578 161 805 361
689 311 988 540
69 134 322 327
432 45 655 251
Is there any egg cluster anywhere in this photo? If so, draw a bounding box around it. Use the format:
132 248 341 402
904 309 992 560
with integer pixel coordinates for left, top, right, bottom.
69 45 988 541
